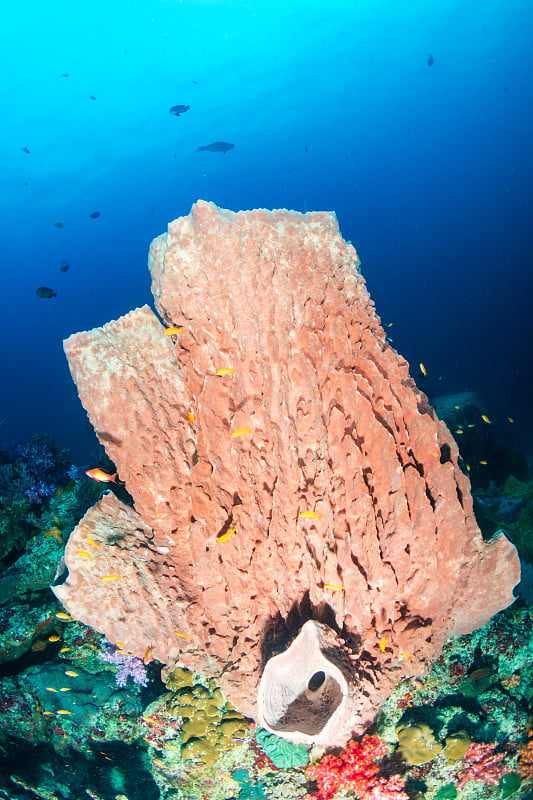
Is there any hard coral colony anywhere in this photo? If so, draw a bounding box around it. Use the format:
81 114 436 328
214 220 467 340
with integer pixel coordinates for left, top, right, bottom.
52 202 519 754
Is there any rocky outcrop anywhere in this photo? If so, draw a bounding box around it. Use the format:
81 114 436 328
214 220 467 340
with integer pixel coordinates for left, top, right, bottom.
53 201 519 745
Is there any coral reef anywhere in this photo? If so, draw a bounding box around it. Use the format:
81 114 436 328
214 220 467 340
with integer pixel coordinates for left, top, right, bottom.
53 201 519 746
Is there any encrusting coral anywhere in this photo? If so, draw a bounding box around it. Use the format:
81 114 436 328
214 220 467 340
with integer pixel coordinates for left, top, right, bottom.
53 201 520 746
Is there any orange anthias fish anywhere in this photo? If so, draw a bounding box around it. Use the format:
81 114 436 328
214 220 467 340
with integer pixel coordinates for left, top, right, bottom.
85 468 118 483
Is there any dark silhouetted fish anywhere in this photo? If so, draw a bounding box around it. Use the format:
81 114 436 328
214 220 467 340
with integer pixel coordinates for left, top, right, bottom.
21 146 30 154
60 73 70 77
60 262 70 273
196 141 235 154
36 286 57 298
428 54 434 66
89 211 101 219
169 104 190 116
53 221 64 228
89 95 96 100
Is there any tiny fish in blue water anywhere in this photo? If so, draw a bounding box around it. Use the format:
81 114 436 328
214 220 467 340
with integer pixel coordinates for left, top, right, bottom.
35 286 57 298
427 54 434 66
196 141 235 153
21 146 30 154
89 211 101 219
60 261 70 273
169 104 190 116
89 95 96 100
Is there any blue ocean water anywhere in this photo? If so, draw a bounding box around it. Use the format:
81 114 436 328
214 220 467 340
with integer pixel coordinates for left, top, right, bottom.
0 0 531 466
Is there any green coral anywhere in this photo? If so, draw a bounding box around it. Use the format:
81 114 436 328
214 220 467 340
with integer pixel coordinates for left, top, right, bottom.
254 728 309 768
165 668 248 766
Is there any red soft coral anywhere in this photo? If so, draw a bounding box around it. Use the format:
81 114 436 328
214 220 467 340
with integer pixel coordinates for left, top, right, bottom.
304 735 407 800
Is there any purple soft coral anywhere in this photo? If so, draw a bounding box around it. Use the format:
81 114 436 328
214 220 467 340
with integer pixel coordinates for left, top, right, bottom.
98 639 149 688
24 480 57 503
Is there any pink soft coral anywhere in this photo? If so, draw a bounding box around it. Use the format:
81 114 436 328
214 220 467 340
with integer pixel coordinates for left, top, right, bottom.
304 735 408 800
456 742 513 790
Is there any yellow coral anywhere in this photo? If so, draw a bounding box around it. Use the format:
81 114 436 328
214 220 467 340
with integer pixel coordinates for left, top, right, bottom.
396 722 442 765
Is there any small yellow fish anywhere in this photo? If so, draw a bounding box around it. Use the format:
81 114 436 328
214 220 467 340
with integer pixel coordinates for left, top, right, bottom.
59 647 71 653
152 759 169 769
46 687 59 692
386 322 394 327
56 613 72 620
59 688 72 692
454 405 461 409
186 410 196 424
379 636 387 653
324 583 345 591
481 414 491 424
43 711 54 715
142 716 157 724
219 773 241 784
217 527 237 543
398 652 414 659
216 368 235 375
84 536 101 548
173 631 193 640
419 363 427 377
100 574 121 581
57 710 73 715
115 642 125 649
230 428 254 438
164 741 181 750
48 635 61 642
467 423 476 428
163 326 184 335
507 417 514 423
455 429 463 434
77 550 94 559
466 463 471 472
65 671 78 677
299 511 321 520
479 460 488 465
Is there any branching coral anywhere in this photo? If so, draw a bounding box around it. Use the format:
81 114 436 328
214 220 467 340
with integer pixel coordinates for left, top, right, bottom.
455 741 513 790
303 735 408 800
517 731 533 786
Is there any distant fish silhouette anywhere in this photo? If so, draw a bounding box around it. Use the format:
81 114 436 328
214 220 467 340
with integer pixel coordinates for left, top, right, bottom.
59 262 70 273
427 54 434 66
89 95 96 100
53 221 64 228
36 286 57 298
89 211 101 219
196 141 235 154
21 146 30 154
169 104 190 116
60 73 70 77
